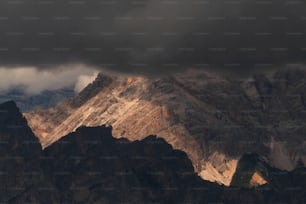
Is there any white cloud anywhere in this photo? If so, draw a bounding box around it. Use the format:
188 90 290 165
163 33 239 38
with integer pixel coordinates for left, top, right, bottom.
0 64 98 95
74 72 99 93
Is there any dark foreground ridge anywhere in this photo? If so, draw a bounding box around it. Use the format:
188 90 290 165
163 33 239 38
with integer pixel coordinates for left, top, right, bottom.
0 101 305 203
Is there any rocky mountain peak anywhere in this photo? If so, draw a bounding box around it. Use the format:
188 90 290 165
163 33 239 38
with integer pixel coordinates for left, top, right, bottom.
24 68 306 185
70 73 113 108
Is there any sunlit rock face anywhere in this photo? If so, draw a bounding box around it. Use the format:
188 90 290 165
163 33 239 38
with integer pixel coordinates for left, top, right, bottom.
25 68 306 185
250 172 268 187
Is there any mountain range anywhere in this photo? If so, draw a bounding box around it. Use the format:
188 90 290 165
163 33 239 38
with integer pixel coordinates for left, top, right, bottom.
24 68 306 186
0 100 305 203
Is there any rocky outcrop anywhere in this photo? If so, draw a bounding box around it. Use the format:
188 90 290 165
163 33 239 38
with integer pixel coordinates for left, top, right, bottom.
25 68 306 185
250 172 268 187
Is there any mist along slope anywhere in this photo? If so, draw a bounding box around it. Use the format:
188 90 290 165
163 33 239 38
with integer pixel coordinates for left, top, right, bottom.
1 101 305 203
25 68 306 185
0 87 75 112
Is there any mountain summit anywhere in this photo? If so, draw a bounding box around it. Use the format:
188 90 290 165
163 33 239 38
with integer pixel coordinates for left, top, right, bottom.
25 69 306 185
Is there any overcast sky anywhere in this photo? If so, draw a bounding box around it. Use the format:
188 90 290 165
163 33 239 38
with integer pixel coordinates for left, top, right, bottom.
0 0 305 92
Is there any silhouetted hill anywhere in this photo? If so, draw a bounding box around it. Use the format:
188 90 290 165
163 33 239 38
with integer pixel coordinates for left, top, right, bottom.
41 125 223 203
0 101 58 203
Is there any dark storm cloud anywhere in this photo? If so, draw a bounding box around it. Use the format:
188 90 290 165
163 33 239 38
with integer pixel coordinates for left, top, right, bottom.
0 0 305 75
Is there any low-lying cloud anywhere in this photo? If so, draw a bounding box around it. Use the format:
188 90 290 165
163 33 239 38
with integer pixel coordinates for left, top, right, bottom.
74 71 99 93
0 64 98 95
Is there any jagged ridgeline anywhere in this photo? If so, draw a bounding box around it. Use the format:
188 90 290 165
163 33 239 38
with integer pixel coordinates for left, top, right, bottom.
25 69 306 185
0 101 305 203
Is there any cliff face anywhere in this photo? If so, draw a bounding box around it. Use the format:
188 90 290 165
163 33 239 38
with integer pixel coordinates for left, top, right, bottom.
25 69 306 185
0 101 305 203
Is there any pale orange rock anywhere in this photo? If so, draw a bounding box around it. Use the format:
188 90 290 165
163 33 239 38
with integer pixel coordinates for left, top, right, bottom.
250 172 268 187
